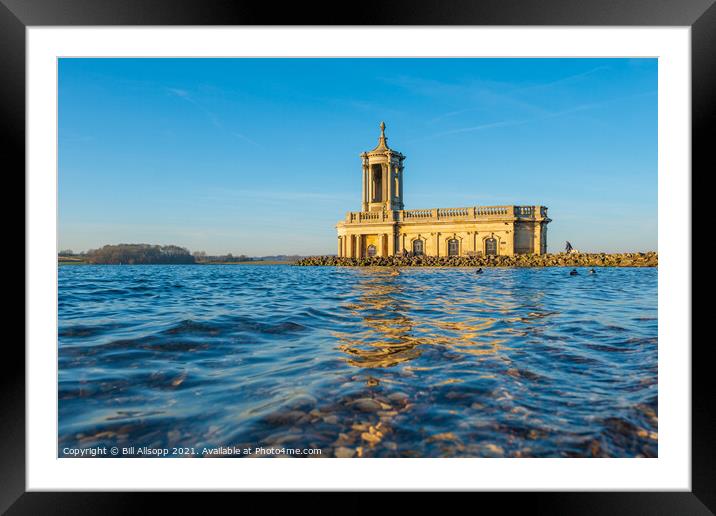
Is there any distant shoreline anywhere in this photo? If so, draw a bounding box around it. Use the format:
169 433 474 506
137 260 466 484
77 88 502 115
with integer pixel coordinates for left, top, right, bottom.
58 258 298 266
58 252 657 268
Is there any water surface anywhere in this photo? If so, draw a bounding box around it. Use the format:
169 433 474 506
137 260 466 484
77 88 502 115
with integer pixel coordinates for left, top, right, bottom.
58 265 657 457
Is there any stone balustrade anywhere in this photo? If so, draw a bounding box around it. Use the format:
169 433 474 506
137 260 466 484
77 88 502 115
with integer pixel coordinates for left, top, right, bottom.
475 206 509 216
345 205 548 224
437 207 469 217
403 209 433 219
348 211 393 223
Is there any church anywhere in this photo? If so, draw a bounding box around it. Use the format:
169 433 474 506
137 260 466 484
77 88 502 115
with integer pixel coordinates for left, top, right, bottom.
336 123 551 258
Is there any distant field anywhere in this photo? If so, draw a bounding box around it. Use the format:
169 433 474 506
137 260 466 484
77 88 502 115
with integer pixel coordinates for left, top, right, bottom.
58 256 87 265
199 260 297 265
58 257 296 265
186 260 297 265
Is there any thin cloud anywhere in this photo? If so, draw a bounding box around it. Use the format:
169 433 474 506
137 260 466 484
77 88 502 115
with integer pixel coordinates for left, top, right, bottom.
428 107 483 125
400 66 612 128
231 132 263 148
432 119 530 138
419 90 656 141
166 86 261 146
204 187 353 204
384 75 550 119
167 87 191 98
514 65 611 93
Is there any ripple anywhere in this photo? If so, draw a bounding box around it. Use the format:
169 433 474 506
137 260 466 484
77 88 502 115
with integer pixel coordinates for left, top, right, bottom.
58 264 657 458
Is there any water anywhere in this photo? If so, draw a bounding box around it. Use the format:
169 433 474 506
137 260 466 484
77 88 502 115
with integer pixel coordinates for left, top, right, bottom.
58 265 657 458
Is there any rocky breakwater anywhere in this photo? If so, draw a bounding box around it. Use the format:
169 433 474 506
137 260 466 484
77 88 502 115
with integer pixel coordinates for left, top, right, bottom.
295 252 658 268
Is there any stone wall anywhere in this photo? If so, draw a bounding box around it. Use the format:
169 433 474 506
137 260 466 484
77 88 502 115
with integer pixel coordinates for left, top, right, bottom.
295 252 658 267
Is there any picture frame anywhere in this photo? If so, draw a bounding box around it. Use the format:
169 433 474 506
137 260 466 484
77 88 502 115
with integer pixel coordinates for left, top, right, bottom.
6 0 708 511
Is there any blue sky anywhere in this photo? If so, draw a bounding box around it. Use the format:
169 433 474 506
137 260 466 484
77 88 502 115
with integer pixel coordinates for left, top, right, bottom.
59 58 657 255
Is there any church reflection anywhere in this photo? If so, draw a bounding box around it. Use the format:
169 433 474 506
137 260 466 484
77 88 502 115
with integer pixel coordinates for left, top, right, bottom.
335 269 421 368
333 269 509 368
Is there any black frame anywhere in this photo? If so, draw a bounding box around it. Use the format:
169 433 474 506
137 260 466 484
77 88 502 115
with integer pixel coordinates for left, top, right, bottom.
5 0 708 513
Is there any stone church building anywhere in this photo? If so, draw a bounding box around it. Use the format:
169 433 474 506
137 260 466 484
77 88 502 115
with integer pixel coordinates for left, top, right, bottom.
336 123 550 258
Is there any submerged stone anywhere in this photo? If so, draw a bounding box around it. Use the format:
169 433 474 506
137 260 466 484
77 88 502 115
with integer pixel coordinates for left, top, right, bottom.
349 398 383 412
263 410 306 426
334 446 355 458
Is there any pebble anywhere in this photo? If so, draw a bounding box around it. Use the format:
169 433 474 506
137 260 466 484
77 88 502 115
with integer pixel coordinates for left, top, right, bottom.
334 446 355 458
427 432 459 442
263 410 306 425
482 443 504 457
349 398 382 412
387 392 409 404
361 432 382 445
170 370 188 387
287 394 317 411
445 391 469 400
334 432 354 446
167 429 181 443
264 431 303 445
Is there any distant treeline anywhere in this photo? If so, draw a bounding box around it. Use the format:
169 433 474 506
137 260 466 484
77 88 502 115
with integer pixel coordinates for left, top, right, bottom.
59 246 307 264
191 252 305 263
192 251 252 263
84 244 195 264
259 255 305 262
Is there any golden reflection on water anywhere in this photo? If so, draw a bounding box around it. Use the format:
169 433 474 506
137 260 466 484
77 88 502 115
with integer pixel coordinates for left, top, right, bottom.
333 268 514 368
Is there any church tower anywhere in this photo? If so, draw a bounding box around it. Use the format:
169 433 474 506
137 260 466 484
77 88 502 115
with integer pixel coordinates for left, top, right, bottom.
360 122 406 212
337 121 550 258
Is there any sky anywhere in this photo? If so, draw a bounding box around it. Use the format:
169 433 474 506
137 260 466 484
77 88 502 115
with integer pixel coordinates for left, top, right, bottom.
58 58 657 255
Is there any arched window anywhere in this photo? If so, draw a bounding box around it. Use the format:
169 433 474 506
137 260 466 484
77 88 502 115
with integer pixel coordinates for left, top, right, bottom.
412 239 424 256
367 244 377 257
448 239 459 256
371 165 382 202
485 237 497 256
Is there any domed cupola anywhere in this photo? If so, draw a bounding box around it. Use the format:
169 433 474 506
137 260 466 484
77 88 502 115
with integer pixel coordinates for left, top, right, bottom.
359 122 406 212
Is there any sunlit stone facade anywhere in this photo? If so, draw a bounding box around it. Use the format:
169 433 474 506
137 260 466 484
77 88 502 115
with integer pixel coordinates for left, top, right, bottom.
336 123 551 258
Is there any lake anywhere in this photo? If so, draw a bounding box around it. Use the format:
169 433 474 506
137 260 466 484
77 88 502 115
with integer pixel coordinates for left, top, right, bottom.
58 265 657 458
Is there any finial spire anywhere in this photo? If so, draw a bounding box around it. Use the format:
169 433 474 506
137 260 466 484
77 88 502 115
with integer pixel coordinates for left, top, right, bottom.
367 121 395 153
376 121 388 149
